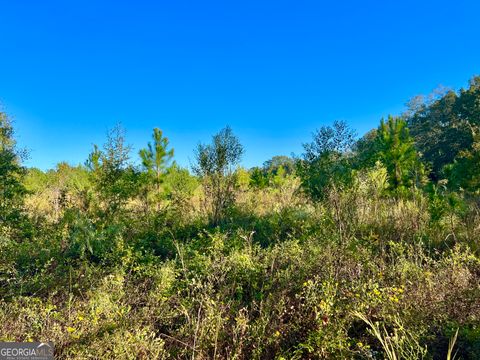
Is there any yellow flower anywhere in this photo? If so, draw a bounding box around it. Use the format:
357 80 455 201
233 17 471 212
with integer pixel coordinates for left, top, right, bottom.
274 331 281 337
67 326 76 333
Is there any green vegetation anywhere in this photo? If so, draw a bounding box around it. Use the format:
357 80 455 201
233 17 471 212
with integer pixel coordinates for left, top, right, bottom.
1 77 480 359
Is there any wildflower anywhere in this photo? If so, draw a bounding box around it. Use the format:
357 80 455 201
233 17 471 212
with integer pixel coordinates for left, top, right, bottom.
389 296 399 303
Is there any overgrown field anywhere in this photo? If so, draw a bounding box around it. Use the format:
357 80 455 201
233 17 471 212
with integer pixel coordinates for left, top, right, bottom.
1 78 480 359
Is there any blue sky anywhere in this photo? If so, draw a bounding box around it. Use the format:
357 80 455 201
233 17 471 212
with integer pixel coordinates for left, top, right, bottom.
1 0 479 170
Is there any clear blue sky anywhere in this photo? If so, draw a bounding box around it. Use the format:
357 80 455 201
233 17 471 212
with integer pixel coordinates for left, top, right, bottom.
1 0 479 170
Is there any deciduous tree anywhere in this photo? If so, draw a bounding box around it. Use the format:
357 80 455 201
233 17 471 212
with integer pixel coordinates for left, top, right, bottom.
0 112 27 236
193 126 243 225
297 120 356 200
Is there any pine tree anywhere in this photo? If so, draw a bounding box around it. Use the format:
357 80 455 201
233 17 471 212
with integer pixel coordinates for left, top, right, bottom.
139 128 174 208
376 116 424 191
